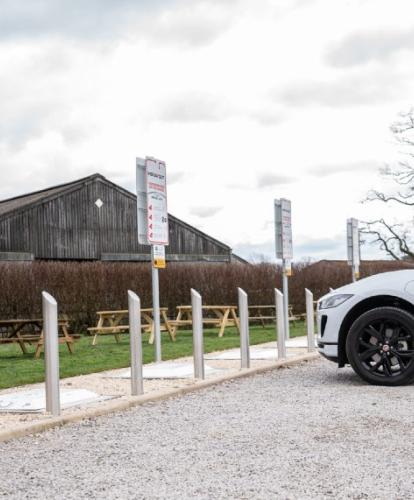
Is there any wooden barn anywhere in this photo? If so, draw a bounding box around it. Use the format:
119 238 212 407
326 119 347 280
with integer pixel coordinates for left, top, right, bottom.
0 174 243 263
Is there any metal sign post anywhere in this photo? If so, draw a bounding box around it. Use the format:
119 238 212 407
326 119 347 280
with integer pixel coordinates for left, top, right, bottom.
275 289 286 359
128 291 144 396
347 218 360 282
238 288 250 369
191 289 205 379
305 288 315 352
136 156 169 363
275 199 293 339
282 264 290 339
151 248 162 363
42 292 60 416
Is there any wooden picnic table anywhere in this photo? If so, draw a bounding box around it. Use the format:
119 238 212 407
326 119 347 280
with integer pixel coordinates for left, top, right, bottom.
0 318 74 358
248 305 276 327
88 308 175 346
169 305 240 337
248 305 305 328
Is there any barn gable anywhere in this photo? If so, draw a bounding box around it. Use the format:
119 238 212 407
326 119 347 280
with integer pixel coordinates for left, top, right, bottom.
0 174 239 262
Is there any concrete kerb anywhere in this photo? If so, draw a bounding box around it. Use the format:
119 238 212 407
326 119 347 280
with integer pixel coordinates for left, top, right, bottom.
0 351 319 444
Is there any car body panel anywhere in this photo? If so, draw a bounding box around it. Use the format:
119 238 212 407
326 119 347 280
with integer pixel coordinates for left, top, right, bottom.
317 270 414 363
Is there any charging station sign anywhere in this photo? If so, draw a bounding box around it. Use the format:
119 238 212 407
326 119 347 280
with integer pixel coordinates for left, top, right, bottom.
274 198 293 261
145 158 169 246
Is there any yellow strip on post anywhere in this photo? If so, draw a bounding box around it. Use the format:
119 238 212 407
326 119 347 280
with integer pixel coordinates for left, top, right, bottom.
152 245 166 269
153 257 166 269
284 260 292 277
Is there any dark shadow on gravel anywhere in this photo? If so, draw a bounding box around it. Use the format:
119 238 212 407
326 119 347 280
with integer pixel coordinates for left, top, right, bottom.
329 368 366 386
319 362 414 387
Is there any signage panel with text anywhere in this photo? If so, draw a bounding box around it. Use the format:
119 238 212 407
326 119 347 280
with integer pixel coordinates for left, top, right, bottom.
145 157 169 246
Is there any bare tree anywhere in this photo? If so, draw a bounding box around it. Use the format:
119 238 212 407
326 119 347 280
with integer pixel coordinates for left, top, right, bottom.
362 109 414 260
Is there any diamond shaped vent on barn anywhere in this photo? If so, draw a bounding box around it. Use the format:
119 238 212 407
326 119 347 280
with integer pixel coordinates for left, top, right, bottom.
95 198 104 208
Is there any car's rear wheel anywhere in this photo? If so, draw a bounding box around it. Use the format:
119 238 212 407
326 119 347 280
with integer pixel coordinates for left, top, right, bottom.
346 307 414 386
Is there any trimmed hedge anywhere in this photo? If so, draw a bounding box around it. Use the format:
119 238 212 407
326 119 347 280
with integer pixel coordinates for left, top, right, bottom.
0 260 412 331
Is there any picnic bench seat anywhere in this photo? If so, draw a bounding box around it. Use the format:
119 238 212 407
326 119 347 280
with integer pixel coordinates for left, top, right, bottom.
0 335 80 343
168 318 222 327
170 305 240 337
87 326 129 333
248 306 276 326
88 308 174 345
87 325 130 344
0 318 76 358
0 336 40 343
248 305 305 327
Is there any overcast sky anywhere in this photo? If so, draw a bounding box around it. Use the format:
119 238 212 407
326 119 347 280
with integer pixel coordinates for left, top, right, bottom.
0 0 413 262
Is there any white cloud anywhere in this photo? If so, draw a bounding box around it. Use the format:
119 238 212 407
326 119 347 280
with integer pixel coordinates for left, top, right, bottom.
278 72 402 108
257 173 295 188
0 0 167 41
0 0 240 49
191 205 223 218
158 92 229 123
143 2 235 48
326 27 414 67
308 160 380 177
168 172 185 185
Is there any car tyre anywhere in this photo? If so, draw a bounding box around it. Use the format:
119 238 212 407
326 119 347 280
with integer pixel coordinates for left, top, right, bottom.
346 307 414 386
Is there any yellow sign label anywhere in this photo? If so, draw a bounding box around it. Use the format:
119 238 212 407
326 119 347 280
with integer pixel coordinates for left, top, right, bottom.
153 258 166 269
152 245 166 269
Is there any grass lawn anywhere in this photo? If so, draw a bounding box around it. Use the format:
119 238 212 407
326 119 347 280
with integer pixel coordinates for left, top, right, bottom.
0 322 306 390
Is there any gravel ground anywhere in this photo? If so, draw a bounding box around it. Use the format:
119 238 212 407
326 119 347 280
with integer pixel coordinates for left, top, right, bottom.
1 357 414 500
0 341 296 432
0 339 307 433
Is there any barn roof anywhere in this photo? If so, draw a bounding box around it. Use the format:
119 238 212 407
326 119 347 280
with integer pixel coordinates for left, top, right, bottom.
0 173 233 252
0 174 106 217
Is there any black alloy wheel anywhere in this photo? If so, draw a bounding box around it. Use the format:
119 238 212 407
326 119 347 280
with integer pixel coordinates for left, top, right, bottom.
346 307 414 386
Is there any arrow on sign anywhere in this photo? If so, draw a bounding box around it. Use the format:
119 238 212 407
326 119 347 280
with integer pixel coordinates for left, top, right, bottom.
149 224 153 229
149 215 153 220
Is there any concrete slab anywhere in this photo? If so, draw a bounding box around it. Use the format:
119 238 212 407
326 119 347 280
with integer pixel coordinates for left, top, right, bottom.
205 336 315 360
107 362 224 380
286 337 316 348
256 339 315 349
0 388 109 413
205 347 274 361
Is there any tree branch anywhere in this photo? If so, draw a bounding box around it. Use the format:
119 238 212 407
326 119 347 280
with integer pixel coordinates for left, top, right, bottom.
361 219 414 260
365 190 414 206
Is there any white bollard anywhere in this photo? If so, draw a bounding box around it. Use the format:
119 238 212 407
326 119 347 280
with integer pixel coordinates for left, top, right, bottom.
275 288 286 359
238 288 250 369
305 288 315 352
128 291 144 396
42 292 60 416
191 289 205 379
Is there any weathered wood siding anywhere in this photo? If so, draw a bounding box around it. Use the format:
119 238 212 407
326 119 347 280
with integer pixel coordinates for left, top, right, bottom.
0 178 231 260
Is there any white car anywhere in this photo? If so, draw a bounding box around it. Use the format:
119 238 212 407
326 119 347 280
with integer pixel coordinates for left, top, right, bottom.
317 269 414 386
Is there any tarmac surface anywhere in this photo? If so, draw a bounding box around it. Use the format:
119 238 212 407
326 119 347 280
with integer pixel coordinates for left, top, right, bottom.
1 357 414 499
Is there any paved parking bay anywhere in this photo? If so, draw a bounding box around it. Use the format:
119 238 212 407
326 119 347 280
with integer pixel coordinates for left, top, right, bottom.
1 358 414 499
